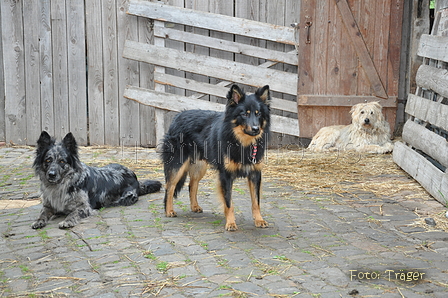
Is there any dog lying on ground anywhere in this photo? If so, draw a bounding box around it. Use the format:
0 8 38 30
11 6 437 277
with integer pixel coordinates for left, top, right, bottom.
161 85 271 231
32 131 162 229
308 102 394 153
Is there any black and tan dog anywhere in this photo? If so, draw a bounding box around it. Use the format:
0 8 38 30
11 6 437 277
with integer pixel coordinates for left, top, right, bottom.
32 131 161 229
161 85 271 231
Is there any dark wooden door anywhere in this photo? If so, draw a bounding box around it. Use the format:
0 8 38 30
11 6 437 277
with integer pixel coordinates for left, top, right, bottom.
297 0 404 138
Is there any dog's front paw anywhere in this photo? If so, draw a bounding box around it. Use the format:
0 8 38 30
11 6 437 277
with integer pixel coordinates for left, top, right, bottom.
58 219 76 229
255 219 268 228
225 222 238 231
191 205 203 213
31 220 47 229
166 210 177 217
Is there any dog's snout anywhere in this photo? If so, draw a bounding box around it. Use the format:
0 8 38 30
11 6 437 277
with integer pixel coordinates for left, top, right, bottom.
364 118 370 124
48 170 57 179
252 126 260 134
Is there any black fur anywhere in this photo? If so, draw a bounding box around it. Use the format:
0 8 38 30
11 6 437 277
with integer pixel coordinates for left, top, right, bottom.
161 84 271 231
32 131 162 229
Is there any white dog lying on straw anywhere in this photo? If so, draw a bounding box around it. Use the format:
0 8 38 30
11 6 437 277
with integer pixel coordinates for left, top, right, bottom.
307 102 394 154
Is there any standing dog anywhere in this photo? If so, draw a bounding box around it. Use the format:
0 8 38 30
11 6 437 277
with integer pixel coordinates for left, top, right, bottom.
32 131 162 229
161 85 271 231
308 102 394 153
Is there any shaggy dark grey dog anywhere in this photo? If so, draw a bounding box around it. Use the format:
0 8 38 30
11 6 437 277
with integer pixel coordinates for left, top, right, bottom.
32 131 161 229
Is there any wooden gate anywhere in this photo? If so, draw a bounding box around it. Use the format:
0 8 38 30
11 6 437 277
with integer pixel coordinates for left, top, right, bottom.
297 0 404 138
123 0 300 147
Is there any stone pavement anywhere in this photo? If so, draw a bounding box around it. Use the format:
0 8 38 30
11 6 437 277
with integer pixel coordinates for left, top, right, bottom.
0 145 447 297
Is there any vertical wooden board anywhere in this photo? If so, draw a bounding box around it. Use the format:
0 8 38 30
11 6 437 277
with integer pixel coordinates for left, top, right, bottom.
314 0 329 94
373 0 391 93
185 0 210 99
235 0 260 73
311 105 326 134
39 0 54 136
51 0 70 140
338 0 359 96
117 0 140 147
297 0 316 138
338 106 352 125
165 0 186 99
209 0 234 104
0 1 4 141
356 0 376 95
327 2 341 95
102 0 120 146
67 0 88 145
298 0 315 95
23 0 42 143
1 0 26 144
383 107 396 134
138 17 156 147
86 0 105 145
387 0 404 97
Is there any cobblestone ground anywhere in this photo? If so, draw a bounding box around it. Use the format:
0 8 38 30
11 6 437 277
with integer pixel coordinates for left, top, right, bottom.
0 146 447 297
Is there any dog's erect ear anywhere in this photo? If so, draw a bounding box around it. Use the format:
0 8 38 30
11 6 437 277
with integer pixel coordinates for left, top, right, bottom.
37 131 54 150
227 84 244 106
62 132 78 156
256 85 270 105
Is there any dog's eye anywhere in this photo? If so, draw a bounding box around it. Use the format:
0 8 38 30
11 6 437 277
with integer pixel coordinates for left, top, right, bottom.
59 160 66 165
45 158 51 163
360 111 365 114
370 111 374 115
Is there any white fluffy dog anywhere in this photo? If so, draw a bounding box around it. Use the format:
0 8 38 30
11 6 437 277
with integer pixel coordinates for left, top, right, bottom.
307 102 394 153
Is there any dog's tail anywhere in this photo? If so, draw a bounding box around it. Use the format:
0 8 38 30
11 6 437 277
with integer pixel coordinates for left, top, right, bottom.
138 180 162 196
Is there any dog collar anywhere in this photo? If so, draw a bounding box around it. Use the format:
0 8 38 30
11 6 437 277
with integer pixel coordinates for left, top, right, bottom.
251 144 258 164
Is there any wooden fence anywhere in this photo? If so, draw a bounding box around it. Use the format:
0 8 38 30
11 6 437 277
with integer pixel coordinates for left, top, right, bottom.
0 0 301 147
393 9 448 205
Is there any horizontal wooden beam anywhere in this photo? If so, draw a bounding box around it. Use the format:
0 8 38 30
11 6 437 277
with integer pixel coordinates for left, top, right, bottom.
402 119 448 169
123 40 297 95
393 141 448 205
406 94 448 131
124 86 300 137
154 26 298 66
154 72 297 113
298 95 397 108
418 34 448 63
416 64 448 98
127 0 296 45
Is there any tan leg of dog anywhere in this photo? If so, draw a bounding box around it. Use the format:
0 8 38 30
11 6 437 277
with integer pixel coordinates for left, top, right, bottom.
188 161 207 213
165 159 190 217
248 173 268 228
217 176 237 231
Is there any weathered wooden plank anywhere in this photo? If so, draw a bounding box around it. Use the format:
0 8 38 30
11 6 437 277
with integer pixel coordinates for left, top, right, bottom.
118 0 140 146
102 0 120 146
393 141 448 205
334 0 388 99
415 64 448 99
138 15 156 148
127 0 296 45
373 0 391 94
23 0 42 143
1 0 26 144
50 0 70 140
123 40 297 95
418 34 448 63
0 1 4 141
86 0 105 145
298 95 397 108
154 72 297 113
67 0 87 144
124 86 300 137
406 94 448 131
154 26 298 66
39 0 54 135
402 119 448 168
